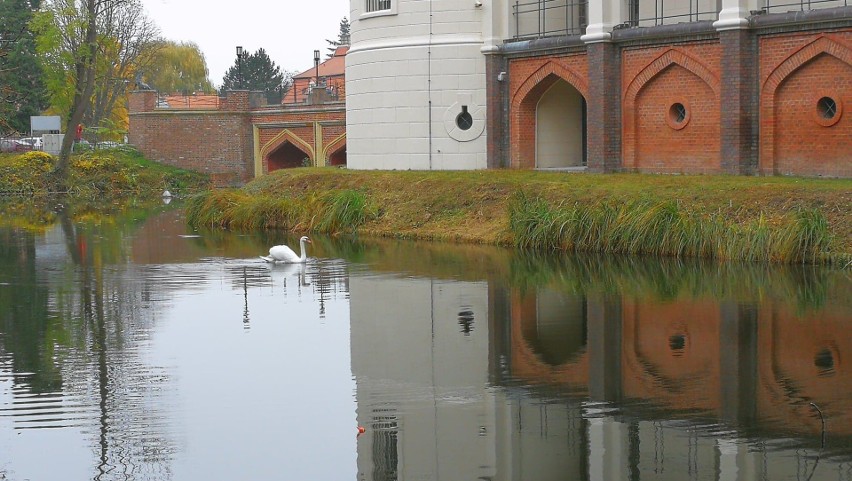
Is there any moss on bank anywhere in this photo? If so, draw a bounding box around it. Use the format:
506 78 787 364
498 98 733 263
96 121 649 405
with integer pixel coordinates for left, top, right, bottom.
0 149 209 197
186 168 852 265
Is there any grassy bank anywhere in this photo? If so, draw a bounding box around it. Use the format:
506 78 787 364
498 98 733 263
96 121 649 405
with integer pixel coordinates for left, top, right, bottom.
186 168 852 265
0 148 209 197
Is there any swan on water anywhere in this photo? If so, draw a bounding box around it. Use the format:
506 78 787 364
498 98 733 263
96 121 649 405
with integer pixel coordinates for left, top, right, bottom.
260 236 311 263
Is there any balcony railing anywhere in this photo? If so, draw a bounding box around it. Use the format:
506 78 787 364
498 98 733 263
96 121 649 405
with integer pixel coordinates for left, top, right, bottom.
763 0 847 13
512 0 588 39
626 0 719 27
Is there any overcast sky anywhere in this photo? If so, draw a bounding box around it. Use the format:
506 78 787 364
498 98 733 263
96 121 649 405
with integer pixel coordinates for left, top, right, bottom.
141 0 350 88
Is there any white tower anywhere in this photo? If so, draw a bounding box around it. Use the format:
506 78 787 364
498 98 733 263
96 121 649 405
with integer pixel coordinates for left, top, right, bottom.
346 0 506 170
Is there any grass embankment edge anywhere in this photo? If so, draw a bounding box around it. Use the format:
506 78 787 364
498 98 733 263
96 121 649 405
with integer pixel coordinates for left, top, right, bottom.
185 169 852 266
0 149 209 197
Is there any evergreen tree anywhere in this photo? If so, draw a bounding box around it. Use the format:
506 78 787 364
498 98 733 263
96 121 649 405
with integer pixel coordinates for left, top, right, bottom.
0 0 48 135
325 17 350 57
221 47 290 104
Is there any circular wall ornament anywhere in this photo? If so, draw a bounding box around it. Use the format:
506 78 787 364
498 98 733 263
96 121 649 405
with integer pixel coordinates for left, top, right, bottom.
813 95 842 127
444 102 485 142
665 101 690 130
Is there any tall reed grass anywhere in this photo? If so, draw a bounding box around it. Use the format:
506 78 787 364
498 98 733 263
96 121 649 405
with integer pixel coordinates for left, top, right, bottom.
186 189 377 235
508 192 833 264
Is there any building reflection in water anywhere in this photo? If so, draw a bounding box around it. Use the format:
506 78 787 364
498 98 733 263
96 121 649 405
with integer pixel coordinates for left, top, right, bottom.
349 255 852 481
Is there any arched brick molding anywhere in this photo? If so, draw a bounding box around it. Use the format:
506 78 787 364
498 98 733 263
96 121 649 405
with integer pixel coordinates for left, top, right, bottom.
510 61 589 169
260 129 315 172
321 132 347 166
623 48 721 172
760 35 852 177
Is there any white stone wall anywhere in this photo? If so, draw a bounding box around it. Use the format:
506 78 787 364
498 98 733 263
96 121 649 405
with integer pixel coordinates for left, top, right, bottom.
347 0 493 170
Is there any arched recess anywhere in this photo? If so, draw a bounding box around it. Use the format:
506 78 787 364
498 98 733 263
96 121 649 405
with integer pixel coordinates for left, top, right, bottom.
507 289 589 387
323 132 347 167
760 35 852 176
536 80 587 168
260 129 315 173
623 48 721 171
511 61 589 169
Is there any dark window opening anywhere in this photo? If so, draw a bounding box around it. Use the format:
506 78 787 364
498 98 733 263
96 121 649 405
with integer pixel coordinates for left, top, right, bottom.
817 97 837 120
456 105 473 131
669 334 686 355
670 103 687 124
815 348 835 375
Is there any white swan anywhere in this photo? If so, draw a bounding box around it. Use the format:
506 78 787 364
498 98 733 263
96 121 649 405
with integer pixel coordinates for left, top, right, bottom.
260 236 311 263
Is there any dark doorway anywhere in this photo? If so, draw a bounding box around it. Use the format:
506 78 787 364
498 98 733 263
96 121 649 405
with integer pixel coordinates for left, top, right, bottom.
328 145 347 167
268 142 309 172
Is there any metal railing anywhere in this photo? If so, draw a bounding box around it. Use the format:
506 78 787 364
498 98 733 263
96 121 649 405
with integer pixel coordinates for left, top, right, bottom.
156 93 221 110
512 0 588 39
625 0 719 27
763 0 847 13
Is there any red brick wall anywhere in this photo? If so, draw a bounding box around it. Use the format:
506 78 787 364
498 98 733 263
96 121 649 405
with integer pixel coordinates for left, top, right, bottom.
508 54 589 168
760 32 852 177
622 44 722 173
128 111 253 184
129 90 346 183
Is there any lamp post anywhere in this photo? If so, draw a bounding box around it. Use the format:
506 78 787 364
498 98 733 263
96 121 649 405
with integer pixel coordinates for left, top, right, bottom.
236 46 249 89
313 49 320 86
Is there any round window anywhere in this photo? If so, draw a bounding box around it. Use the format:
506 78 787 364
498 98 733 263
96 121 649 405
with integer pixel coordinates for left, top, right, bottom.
818 97 837 119
665 101 690 130
813 95 842 127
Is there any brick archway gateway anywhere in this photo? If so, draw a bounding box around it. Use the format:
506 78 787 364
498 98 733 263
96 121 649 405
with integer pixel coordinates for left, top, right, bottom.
261 128 316 173
510 60 590 169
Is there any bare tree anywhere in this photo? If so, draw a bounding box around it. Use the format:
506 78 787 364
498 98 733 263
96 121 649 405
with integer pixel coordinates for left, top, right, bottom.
87 0 160 133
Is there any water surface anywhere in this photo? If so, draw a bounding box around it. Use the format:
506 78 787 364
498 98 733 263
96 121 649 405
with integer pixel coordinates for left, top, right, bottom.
0 205 850 480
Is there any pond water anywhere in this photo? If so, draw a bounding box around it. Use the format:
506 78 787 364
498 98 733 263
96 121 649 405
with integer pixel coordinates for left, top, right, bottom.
0 205 851 481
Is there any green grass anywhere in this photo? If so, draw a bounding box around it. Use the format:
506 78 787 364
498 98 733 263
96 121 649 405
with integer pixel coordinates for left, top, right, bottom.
185 168 852 265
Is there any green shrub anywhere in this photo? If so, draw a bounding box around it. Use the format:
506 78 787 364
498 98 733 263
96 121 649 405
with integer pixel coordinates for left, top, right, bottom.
509 194 834 265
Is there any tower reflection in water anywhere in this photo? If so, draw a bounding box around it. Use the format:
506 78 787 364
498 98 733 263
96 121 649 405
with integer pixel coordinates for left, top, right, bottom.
348 254 852 481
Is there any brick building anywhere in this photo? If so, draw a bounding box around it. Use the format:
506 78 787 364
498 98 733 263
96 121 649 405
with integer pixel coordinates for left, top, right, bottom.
128 48 348 185
347 0 852 176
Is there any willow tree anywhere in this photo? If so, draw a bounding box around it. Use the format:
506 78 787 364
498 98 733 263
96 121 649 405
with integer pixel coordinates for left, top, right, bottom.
144 41 213 95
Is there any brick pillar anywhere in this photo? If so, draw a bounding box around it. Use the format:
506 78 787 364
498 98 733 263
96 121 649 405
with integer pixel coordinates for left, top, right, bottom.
486 54 509 169
719 29 759 175
586 42 622 172
588 296 623 402
221 90 250 111
128 90 157 112
719 302 757 425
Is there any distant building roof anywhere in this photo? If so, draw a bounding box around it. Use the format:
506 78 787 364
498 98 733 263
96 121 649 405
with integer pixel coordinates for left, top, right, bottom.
293 46 348 79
